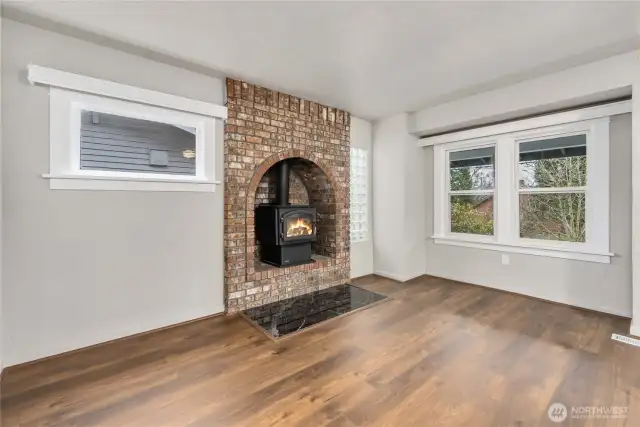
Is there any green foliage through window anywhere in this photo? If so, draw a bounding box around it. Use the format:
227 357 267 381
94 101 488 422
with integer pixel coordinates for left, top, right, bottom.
450 196 493 235
519 153 586 242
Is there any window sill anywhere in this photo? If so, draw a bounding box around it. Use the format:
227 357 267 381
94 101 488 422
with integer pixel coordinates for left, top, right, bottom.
43 174 221 192
431 235 613 263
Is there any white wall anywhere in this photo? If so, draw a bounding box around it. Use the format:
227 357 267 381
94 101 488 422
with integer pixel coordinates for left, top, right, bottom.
0 11 4 373
350 117 374 278
2 19 225 366
372 113 425 282
402 123 427 280
411 52 635 136
405 50 638 328
424 114 632 317
632 31 640 335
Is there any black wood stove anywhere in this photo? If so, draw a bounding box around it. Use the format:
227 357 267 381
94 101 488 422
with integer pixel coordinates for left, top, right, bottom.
255 160 316 267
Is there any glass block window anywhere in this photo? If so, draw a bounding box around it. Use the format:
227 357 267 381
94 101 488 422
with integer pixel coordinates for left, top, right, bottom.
350 147 368 243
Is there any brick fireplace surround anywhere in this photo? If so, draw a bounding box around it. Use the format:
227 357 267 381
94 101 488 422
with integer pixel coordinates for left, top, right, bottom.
224 79 351 312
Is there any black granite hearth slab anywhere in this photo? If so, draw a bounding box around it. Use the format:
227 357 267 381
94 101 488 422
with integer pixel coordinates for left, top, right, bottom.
242 284 388 339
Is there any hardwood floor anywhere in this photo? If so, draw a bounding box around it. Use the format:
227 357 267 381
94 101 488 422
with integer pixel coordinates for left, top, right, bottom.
2 275 639 426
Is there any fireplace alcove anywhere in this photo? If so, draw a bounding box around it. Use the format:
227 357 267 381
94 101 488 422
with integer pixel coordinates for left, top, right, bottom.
226 78 350 312
252 157 337 273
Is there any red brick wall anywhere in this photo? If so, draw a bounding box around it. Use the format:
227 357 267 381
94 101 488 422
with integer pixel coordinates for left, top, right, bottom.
254 171 309 208
224 79 350 312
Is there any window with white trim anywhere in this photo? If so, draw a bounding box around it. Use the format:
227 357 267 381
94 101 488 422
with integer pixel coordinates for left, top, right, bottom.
28 65 226 192
429 103 625 263
350 147 368 243
517 133 587 242
448 146 495 236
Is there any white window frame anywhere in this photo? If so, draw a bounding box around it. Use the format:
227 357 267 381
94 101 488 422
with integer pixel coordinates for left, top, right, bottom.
28 65 226 192
350 147 369 243
428 101 631 263
444 141 497 243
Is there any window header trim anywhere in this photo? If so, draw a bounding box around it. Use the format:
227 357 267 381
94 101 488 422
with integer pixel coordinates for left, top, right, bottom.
418 100 630 147
27 64 227 119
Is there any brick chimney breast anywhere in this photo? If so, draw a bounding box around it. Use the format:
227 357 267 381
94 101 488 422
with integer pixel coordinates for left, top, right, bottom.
224 78 351 312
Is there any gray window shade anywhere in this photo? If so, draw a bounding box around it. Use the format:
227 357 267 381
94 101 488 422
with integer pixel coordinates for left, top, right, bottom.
80 111 196 175
449 147 494 168
519 134 586 161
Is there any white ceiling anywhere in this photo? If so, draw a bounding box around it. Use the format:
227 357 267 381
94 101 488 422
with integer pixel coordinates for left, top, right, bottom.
5 1 639 119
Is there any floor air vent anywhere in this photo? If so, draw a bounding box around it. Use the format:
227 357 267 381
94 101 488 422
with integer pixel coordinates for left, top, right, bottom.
611 333 640 347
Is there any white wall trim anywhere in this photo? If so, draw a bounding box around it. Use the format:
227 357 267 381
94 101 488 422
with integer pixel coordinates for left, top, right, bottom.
432 115 611 262
418 100 631 147
632 37 640 344
374 270 422 283
43 174 219 192
424 272 632 318
432 236 612 264
45 87 220 192
27 64 227 119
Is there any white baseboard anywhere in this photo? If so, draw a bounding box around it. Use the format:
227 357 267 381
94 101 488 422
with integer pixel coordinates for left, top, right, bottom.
424 271 632 318
631 322 640 338
374 270 423 283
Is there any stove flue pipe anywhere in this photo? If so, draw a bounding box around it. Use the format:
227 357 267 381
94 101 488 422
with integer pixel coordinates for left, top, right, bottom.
275 160 290 206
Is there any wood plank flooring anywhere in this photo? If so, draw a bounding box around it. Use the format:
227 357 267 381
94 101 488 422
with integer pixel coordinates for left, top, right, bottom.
2 275 639 426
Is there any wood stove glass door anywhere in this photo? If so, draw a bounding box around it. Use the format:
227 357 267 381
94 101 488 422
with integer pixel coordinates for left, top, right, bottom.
282 211 315 240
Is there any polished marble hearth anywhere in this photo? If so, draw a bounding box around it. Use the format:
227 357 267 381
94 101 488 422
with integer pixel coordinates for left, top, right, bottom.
242 284 388 338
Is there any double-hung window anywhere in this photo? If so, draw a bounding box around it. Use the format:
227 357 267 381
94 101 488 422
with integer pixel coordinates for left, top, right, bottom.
448 145 495 237
517 130 588 244
430 102 629 263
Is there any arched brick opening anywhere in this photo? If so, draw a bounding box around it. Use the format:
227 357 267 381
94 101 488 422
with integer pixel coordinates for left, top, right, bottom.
290 158 338 258
246 149 346 271
225 78 350 312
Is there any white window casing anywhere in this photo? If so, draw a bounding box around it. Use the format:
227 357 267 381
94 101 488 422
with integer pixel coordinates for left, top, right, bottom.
28 65 226 192
445 142 496 241
428 101 631 263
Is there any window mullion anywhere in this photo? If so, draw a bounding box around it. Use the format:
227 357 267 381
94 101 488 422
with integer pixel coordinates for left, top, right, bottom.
434 145 447 236
586 118 610 251
495 136 515 244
